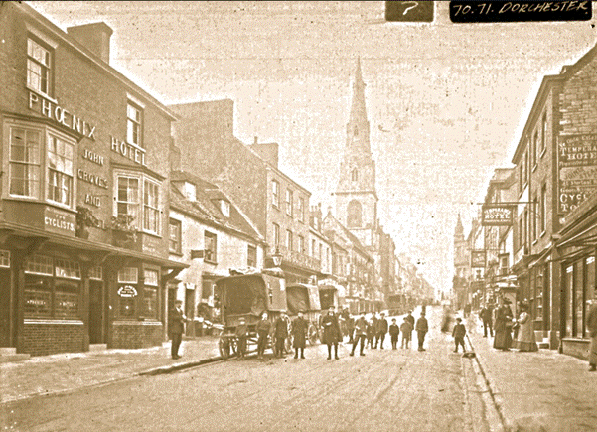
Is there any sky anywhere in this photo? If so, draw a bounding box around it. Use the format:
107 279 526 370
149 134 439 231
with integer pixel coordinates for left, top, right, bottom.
28 1 597 294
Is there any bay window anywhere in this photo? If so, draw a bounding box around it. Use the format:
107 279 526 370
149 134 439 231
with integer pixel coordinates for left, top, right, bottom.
47 134 74 207
9 127 41 198
143 179 160 234
114 171 162 235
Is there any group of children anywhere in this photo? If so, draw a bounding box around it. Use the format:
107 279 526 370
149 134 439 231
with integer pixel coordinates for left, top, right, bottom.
385 317 414 350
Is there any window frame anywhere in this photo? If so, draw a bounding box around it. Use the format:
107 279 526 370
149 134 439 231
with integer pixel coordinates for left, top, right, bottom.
285 189 293 217
143 178 161 235
27 37 53 98
286 229 293 251
113 170 162 236
204 231 218 263
169 218 182 254
126 101 143 149
272 223 280 248
297 197 305 222
8 125 42 201
46 131 75 209
247 244 257 268
271 180 279 208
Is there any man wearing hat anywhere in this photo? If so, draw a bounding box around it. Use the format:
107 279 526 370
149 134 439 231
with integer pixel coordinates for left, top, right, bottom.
291 310 308 359
273 312 289 359
322 306 342 360
170 299 187 360
235 316 248 359
587 295 597 371
374 312 388 349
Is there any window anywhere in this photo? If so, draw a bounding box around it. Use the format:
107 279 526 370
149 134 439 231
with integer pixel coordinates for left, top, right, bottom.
272 180 279 208
532 132 538 168
286 189 293 217
9 126 41 198
347 200 363 227
117 267 138 318
0 250 10 268
143 269 159 319
115 172 162 235
220 200 230 217
27 38 52 97
521 151 528 187
89 266 103 281
205 231 217 263
541 113 547 155
532 195 538 240
126 102 143 148
247 245 257 267
24 255 80 319
286 230 293 251
47 133 74 207
540 183 546 234
312 239 316 257
297 197 305 222
272 223 280 248
118 267 138 283
298 235 305 254
351 169 359 182
143 179 160 234
169 218 182 253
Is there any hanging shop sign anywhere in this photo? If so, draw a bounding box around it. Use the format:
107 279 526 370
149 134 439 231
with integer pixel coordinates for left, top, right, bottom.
471 250 487 268
557 134 597 215
28 92 96 140
117 285 138 298
481 204 515 226
44 207 76 236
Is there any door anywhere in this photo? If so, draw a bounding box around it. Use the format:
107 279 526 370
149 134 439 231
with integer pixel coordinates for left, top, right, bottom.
89 280 105 344
0 268 12 347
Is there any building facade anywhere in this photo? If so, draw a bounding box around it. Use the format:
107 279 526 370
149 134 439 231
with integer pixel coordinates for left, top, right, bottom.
0 3 186 356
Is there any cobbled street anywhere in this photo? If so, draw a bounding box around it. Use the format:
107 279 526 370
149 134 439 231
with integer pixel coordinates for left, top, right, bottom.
1 308 489 432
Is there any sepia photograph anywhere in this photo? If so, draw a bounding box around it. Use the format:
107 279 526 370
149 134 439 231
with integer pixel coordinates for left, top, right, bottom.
1 1 597 430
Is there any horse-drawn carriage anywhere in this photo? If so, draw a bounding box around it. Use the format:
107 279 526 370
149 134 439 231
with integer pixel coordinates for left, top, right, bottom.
215 270 286 359
285 283 322 346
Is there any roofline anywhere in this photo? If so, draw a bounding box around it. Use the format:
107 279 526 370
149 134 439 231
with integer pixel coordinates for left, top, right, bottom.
265 165 312 196
19 1 178 121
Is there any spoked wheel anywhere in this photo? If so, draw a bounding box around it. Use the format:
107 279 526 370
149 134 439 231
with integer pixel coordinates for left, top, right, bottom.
308 324 319 345
219 336 238 360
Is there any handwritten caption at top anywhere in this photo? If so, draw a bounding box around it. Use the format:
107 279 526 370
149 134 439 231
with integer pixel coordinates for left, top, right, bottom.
450 1 591 23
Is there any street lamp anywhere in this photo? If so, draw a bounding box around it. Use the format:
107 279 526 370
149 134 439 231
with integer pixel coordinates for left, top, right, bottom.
272 248 282 267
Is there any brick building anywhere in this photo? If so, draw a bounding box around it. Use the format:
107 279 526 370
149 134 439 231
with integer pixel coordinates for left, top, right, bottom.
0 3 186 356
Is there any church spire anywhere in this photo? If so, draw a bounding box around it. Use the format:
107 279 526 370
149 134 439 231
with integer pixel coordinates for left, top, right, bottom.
455 213 464 236
350 57 368 125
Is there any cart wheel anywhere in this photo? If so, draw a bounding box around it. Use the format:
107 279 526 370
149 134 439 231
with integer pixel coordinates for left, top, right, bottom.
308 325 319 345
219 337 230 360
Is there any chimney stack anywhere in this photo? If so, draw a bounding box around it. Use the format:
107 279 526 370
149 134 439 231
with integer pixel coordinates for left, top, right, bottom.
67 22 113 64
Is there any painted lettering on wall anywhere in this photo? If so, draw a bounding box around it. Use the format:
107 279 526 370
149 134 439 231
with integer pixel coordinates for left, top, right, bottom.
44 207 76 236
110 136 147 166
82 149 104 166
84 194 101 208
28 92 96 140
77 169 108 189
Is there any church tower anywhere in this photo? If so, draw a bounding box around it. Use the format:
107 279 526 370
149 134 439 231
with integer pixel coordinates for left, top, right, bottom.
454 214 467 276
335 58 378 247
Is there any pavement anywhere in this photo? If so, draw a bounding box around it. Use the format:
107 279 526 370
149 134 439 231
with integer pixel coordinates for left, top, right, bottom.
1 311 597 431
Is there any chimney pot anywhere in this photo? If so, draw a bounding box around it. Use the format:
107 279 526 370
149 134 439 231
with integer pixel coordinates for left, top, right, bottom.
67 22 113 64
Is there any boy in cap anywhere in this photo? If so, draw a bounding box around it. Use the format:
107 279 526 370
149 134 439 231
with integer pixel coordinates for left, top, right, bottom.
452 317 466 353
389 318 399 350
400 317 413 349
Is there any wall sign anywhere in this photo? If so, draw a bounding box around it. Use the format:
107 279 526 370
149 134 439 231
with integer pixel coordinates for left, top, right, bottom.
471 250 487 268
117 285 138 298
28 91 96 140
557 134 597 215
44 207 76 236
111 136 147 166
481 204 515 226
77 169 108 189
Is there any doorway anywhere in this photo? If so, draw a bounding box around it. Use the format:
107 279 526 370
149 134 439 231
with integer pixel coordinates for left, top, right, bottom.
88 280 105 344
0 268 12 347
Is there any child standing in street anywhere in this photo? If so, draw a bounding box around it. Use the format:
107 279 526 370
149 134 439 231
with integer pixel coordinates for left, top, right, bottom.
389 318 399 350
400 317 412 349
452 317 466 353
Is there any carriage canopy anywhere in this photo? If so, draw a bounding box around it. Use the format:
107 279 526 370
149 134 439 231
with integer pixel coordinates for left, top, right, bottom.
286 283 321 315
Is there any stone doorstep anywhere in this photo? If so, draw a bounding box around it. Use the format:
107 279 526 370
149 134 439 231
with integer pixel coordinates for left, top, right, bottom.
0 348 31 363
88 344 108 352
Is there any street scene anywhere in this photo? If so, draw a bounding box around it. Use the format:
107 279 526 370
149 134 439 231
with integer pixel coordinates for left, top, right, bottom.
2 1 597 431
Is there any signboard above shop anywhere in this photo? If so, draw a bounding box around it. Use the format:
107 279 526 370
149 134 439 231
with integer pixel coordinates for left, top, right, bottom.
557 134 597 215
481 204 515 226
471 250 487 268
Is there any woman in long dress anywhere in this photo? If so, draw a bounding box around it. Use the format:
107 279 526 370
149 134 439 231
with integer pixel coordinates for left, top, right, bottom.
493 298 513 351
516 303 538 352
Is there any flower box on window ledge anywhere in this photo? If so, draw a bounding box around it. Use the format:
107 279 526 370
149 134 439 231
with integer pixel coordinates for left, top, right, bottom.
75 206 99 239
110 215 138 249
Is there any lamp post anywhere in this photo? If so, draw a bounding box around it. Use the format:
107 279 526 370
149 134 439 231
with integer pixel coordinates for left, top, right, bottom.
272 248 282 267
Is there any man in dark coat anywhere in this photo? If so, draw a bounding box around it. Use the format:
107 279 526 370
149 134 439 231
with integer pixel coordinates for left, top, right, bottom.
291 311 308 359
415 311 429 352
170 300 187 360
322 306 342 360
452 317 466 353
273 312 289 358
375 312 389 349
350 312 368 356
480 304 494 337
235 316 248 359
256 312 271 360
389 318 400 350
405 310 415 343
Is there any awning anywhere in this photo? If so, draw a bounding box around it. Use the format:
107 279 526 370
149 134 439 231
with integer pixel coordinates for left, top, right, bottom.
0 221 188 270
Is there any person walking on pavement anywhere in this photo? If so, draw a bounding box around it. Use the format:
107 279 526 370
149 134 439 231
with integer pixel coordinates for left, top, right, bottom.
375 312 389 349
586 294 597 371
480 304 494 338
389 318 399 350
366 315 376 349
400 317 413 349
350 312 368 356
273 312 289 359
256 312 271 360
415 311 429 352
170 300 188 360
452 317 466 353
405 310 415 345
291 311 308 359
493 298 514 351
516 303 537 352
322 306 342 360
235 316 248 359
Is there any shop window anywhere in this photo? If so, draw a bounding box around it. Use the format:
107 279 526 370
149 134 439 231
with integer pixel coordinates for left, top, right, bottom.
565 265 573 337
47 133 74 208
54 280 79 318
169 218 182 254
272 180 279 208
24 278 52 318
247 244 257 268
535 267 543 318
27 38 52 97
286 189 293 217
0 250 10 268
89 266 103 281
118 267 138 283
143 269 159 319
143 179 160 234
9 127 41 199
204 231 217 263
117 267 138 319
55 259 80 280
126 102 143 148
25 254 53 275
574 260 584 338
